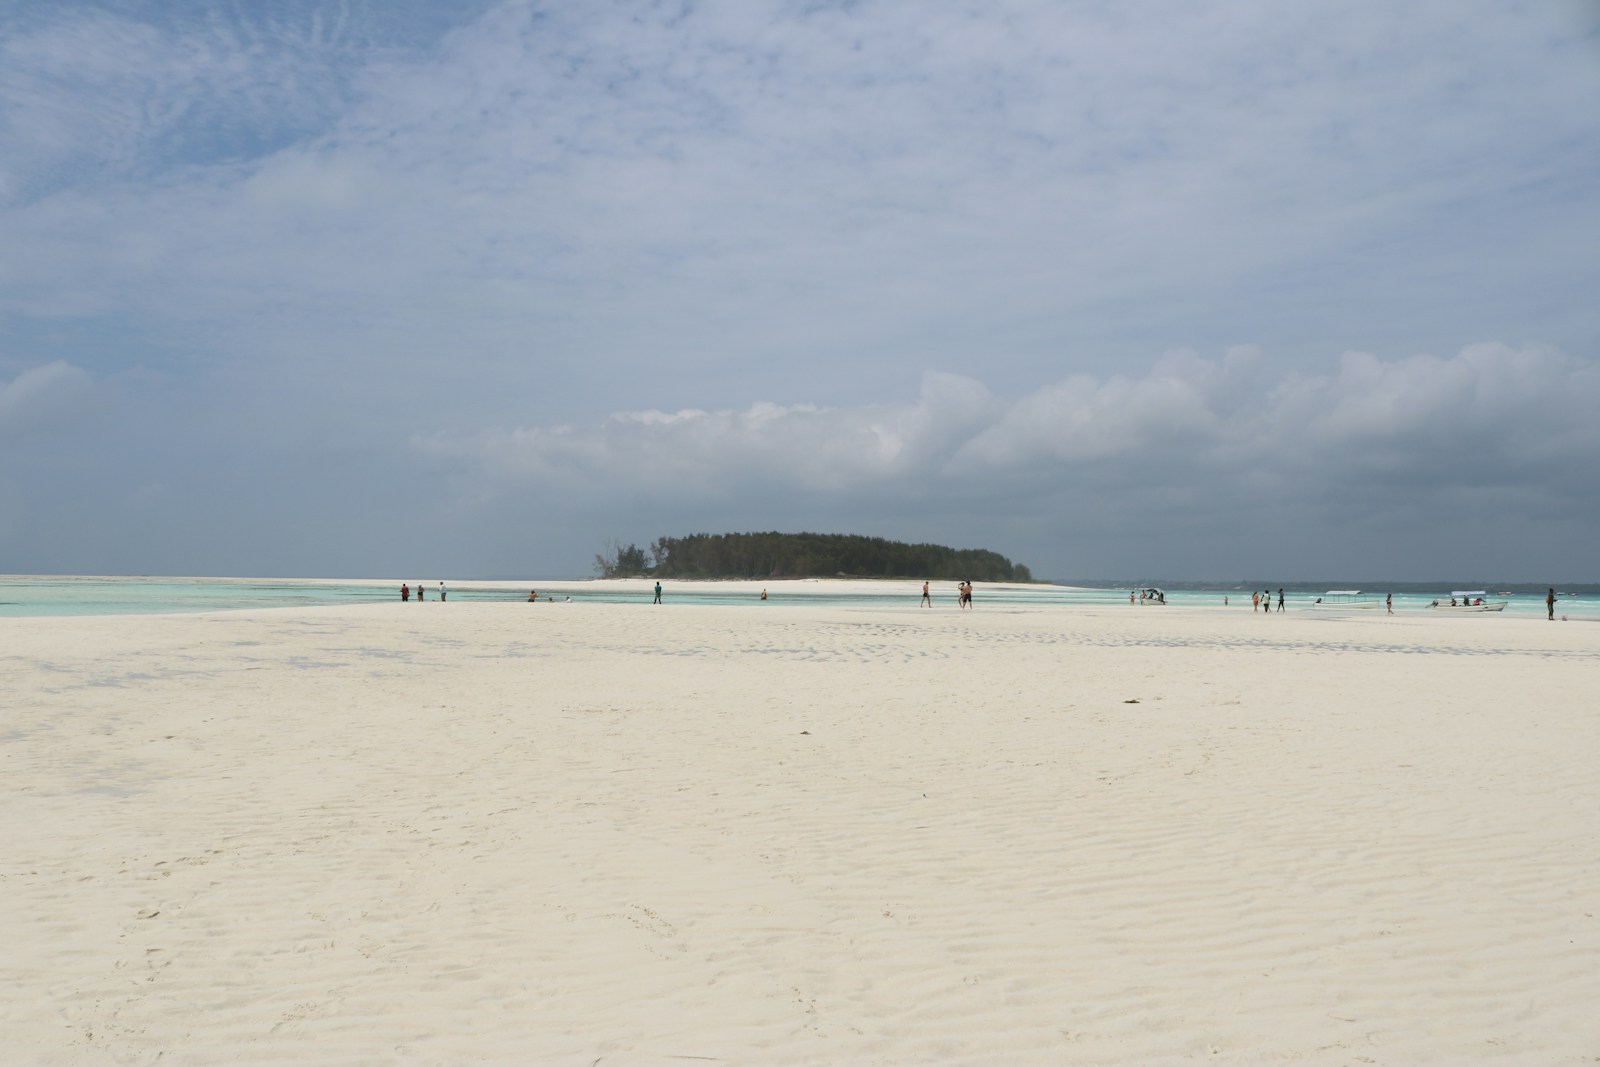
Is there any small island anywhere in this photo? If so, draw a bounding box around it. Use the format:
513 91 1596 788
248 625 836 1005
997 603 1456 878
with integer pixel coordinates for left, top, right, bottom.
595 532 1032 583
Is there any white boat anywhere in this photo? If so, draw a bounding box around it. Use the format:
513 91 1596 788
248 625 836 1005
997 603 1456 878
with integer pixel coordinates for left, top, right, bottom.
1429 590 1508 612
1312 589 1381 609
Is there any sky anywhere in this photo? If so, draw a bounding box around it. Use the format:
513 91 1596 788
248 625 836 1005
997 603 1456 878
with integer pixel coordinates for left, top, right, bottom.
3 0 1599 583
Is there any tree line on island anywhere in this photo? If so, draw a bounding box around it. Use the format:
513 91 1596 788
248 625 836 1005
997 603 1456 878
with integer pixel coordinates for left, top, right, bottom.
594 532 1033 583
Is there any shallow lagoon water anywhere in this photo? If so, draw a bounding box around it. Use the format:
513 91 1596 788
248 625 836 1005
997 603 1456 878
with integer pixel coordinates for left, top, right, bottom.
2 575 1592 621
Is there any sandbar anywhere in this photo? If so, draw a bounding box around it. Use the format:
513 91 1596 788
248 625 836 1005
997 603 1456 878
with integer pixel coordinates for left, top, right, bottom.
3 590 1596 1064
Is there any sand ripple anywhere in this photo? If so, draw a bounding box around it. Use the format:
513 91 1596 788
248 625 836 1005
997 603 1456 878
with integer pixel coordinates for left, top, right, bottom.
3 603 1597 1064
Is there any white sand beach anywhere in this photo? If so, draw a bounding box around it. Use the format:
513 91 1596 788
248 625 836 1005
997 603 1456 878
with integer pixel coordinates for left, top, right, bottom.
3 583 1597 1065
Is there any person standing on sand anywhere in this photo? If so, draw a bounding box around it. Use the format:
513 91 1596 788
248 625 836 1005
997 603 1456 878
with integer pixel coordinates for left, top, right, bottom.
1547 587 1557 620
1277 589 1285 612
415 582 424 602
401 583 409 602
653 581 663 605
921 581 931 607
1386 592 1393 614
1251 590 1259 612
439 581 447 602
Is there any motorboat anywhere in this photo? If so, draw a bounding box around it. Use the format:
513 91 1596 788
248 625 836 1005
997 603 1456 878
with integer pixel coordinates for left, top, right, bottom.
1429 590 1508 612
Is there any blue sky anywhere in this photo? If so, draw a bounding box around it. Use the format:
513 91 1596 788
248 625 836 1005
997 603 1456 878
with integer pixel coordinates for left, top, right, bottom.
3 0 1598 581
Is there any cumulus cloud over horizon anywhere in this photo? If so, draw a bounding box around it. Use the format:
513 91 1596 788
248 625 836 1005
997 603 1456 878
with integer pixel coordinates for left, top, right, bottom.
0 359 93 433
418 342 1600 515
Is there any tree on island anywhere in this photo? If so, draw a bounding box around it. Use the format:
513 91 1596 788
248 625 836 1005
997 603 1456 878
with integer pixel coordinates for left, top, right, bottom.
592 538 653 578
593 532 1032 582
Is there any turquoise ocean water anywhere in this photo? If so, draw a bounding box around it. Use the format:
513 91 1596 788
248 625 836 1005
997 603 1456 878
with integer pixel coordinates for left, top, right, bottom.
2 575 1595 621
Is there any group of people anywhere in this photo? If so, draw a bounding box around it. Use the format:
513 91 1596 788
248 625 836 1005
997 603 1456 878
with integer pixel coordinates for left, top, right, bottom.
916 580 973 608
1252 589 1285 612
406 582 1567 618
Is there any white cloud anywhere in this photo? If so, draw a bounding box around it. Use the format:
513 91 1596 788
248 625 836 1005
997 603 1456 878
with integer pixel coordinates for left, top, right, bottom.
418 344 1600 516
0 360 93 432
4 0 1597 400
417 370 1004 494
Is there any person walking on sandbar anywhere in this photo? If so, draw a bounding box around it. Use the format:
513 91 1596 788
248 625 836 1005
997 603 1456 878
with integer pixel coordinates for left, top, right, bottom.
1547 587 1557 620
653 581 663 605
920 581 931 607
